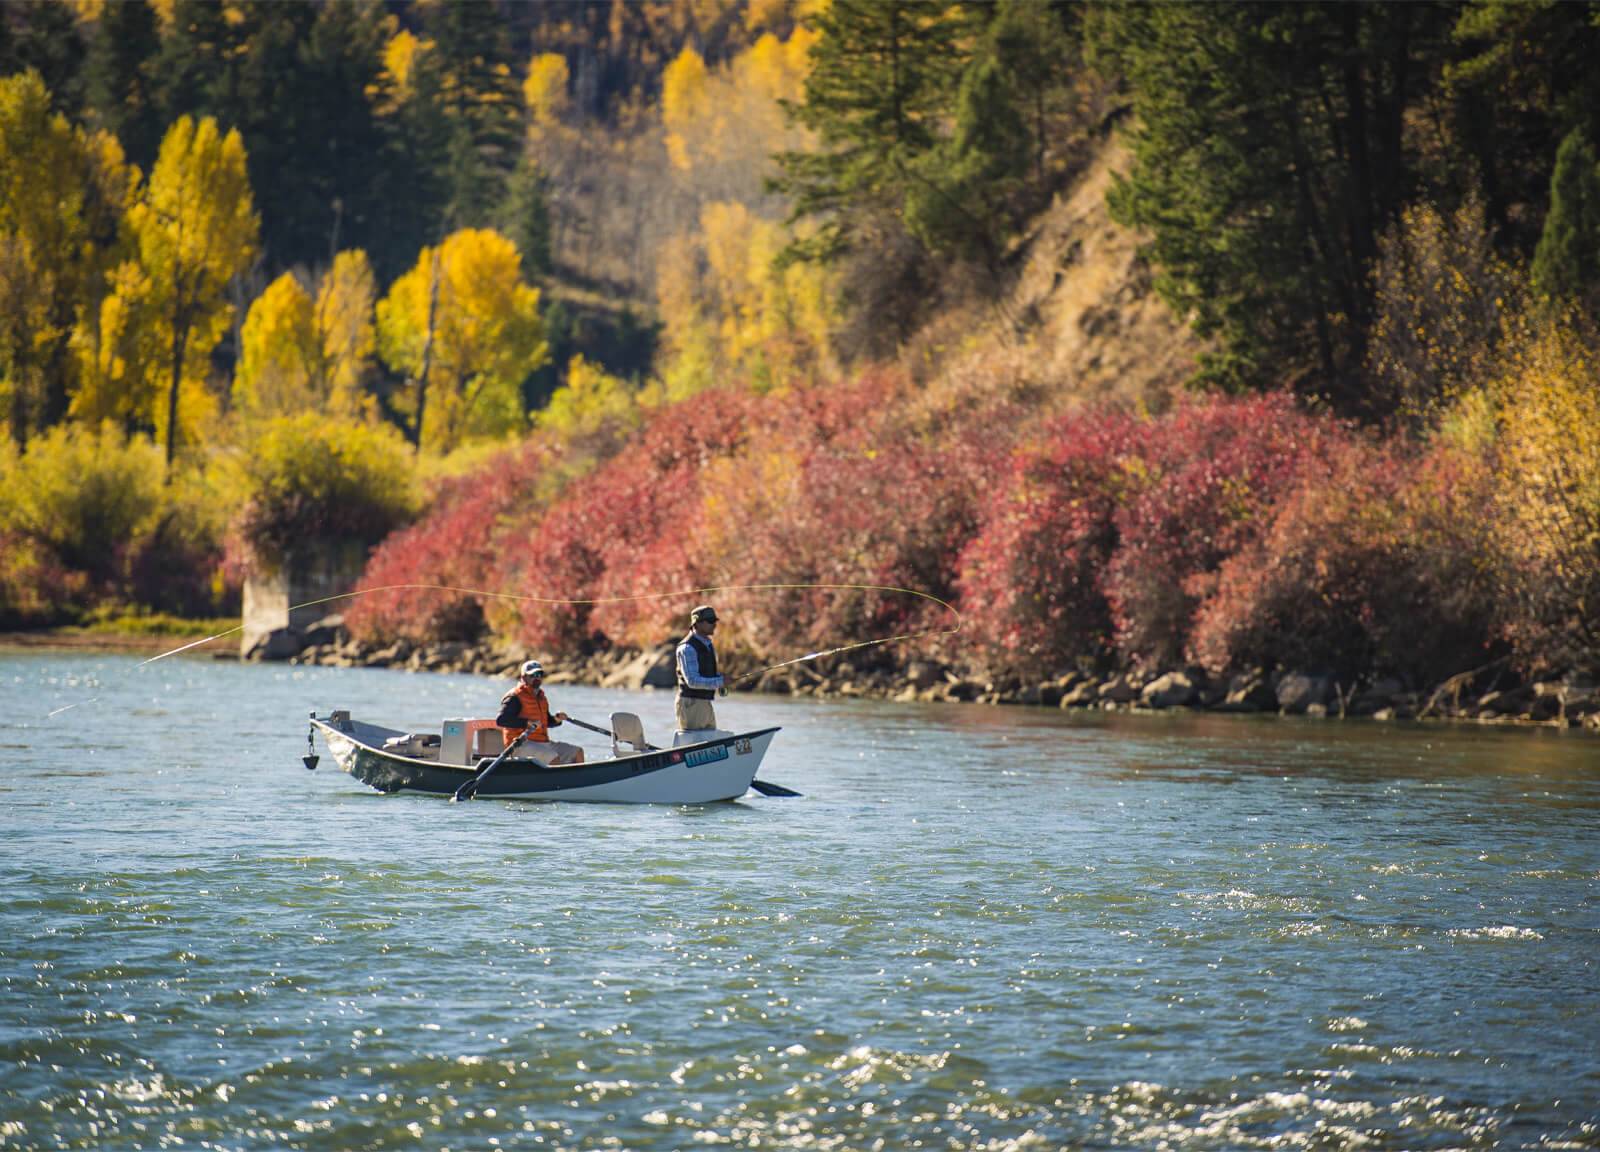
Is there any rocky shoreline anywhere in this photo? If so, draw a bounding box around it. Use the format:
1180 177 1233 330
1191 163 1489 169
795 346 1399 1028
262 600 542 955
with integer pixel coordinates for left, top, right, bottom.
249 615 1600 733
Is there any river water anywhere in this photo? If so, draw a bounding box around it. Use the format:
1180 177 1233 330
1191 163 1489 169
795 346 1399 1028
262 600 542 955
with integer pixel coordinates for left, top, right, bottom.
1 651 1597 1150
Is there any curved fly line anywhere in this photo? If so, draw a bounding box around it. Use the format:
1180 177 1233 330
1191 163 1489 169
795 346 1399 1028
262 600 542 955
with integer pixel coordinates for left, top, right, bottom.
129 581 963 684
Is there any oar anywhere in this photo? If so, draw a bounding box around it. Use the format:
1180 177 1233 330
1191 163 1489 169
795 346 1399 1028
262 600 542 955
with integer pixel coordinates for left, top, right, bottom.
565 715 802 798
452 728 535 803
564 715 645 745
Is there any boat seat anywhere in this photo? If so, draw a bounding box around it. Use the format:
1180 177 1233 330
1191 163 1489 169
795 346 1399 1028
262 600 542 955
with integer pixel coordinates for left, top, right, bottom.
611 711 650 755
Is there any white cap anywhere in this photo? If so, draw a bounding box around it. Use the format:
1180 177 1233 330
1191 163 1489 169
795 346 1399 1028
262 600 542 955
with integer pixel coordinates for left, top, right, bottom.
520 660 544 678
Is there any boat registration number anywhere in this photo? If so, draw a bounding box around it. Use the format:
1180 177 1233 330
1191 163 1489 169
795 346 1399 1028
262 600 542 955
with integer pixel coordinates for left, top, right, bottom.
683 745 729 768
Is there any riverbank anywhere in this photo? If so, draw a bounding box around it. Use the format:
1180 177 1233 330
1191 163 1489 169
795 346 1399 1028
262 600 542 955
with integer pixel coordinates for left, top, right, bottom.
281 623 1600 733
11 621 1594 731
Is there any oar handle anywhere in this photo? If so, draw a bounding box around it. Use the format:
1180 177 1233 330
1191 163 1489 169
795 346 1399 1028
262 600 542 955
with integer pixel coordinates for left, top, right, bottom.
453 728 529 802
562 716 614 738
566 714 661 752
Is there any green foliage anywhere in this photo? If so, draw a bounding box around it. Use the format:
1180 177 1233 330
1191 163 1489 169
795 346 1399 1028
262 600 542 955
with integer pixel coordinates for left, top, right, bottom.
423 0 522 229
7 0 87 119
1094 2 1455 410
0 420 164 582
772 0 976 265
498 150 553 277
228 412 420 568
83 0 162 168
1448 0 1600 253
903 36 1030 264
903 0 1075 265
1530 130 1600 306
537 354 647 451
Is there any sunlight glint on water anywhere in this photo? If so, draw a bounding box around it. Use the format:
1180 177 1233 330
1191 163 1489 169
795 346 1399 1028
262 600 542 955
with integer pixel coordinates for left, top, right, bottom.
2 653 1597 1149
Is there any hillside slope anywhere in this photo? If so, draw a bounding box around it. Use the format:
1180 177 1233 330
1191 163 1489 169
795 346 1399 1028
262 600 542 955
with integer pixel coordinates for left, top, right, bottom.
914 140 1205 414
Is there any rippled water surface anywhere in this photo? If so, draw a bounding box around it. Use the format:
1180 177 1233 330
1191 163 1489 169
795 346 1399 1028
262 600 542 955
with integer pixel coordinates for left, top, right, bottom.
2 652 1598 1150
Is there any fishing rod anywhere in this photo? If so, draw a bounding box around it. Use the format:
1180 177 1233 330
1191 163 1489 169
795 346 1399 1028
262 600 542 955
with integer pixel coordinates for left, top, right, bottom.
46 581 962 717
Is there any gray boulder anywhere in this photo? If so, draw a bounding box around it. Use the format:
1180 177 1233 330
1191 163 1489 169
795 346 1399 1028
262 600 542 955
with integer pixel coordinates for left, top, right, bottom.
1214 673 1275 712
1099 674 1139 704
244 627 303 662
1276 671 1334 714
1141 671 1198 709
601 646 677 690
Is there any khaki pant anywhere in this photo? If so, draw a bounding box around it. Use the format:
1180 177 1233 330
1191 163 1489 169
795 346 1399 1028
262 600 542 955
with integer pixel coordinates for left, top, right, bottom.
675 695 717 731
527 739 583 765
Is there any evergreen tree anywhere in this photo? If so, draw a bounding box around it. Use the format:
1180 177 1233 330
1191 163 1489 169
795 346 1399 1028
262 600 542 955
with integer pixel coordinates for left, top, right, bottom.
1531 129 1600 306
1449 1 1600 252
227 1 321 268
293 1 395 272
8 1 87 119
368 26 452 282
1093 2 1454 411
772 0 977 264
152 0 244 129
904 9 1035 266
499 150 553 278
83 0 163 169
422 0 522 229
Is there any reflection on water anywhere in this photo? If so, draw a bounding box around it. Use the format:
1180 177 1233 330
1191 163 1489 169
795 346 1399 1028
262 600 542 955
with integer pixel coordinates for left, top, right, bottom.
1 652 1598 1150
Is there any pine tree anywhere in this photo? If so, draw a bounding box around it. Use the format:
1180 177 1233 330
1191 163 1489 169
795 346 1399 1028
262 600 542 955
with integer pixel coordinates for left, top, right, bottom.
1531 130 1600 306
903 12 1034 266
1450 1 1600 252
368 26 452 282
771 0 977 264
1093 2 1454 410
499 150 553 277
296 2 396 274
83 0 163 169
152 0 242 128
8 1 87 119
422 0 522 229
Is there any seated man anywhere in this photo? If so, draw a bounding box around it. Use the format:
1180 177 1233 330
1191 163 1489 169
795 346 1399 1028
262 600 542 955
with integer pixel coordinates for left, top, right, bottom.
497 660 584 765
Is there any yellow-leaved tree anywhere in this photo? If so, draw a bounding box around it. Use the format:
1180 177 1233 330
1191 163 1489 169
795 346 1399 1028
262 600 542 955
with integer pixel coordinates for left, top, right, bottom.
657 201 835 397
662 47 710 173
234 250 377 424
120 115 258 469
375 228 547 453
1487 312 1600 669
523 52 570 134
0 71 135 444
659 31 815 181
538 353 651 450
234 273 320 422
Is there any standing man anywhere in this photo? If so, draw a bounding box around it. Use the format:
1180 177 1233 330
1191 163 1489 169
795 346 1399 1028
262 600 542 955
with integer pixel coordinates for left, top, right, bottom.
675 605 727 731
497 660 585 764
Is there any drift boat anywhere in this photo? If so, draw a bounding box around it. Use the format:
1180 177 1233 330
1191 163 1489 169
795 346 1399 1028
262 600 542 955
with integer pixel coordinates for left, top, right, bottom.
306 709 782 803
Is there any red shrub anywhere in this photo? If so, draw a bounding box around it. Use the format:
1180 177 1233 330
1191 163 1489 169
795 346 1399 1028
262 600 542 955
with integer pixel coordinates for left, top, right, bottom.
1188 435 1499 683
956 409 1146 676
485 387 766 653
345 441 546 644
1105 393 1340 667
